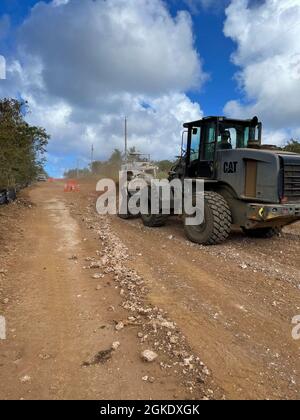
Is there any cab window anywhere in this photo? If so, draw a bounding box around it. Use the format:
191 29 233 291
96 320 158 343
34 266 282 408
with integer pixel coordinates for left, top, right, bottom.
217 128 236 150
190 127 201 162
218 124 260 149
203 124 216 160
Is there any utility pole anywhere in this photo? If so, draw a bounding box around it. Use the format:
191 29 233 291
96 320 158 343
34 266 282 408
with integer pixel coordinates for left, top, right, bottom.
124 117 128 163
91 144 94 172
76 158 79 179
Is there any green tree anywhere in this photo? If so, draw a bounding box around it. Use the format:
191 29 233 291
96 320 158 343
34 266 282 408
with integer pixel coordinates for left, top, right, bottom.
155 159 174 173
283 139 300 153
91 160 104 174
108 148 123 165
0 98 49 189
64 168 90 179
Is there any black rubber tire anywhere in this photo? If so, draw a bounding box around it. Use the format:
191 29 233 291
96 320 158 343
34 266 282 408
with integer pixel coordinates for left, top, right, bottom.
184 191 232 245
118 212 135 220
141 213 169 227
117 193 139 220
242 226 282 238
141 186 168 227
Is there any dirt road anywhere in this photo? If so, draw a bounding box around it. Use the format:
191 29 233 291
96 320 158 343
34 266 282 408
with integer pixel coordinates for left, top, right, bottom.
0 181 299 400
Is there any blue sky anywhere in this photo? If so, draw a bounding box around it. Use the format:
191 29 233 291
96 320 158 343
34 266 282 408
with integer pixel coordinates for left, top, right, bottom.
168 0 237 115
0 0 299 176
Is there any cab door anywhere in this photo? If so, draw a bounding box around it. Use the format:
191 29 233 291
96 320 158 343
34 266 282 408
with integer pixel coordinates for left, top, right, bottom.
198 122 217 178
186 126 201 177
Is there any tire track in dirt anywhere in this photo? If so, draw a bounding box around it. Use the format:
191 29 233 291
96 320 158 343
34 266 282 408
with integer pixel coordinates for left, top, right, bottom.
110 215 300 400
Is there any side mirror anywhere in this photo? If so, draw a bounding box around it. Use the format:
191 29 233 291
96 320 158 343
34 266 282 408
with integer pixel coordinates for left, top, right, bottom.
192 128 198 135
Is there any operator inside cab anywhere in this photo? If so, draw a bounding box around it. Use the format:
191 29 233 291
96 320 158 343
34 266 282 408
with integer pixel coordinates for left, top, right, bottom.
218 130 232 150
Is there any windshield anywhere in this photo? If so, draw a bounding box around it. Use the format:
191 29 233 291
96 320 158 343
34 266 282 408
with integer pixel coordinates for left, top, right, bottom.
218 123 261 149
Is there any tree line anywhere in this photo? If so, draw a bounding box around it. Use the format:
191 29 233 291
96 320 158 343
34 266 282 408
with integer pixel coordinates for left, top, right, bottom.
64 147 175 180
283 140 300 154
0 98 49 190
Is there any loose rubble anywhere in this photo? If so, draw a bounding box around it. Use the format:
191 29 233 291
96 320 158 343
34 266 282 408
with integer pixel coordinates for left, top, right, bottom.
111 341 120 350
115 321 125 331
141 350 158 363
73 201 218 399
92 273 104 279
20 375 31 383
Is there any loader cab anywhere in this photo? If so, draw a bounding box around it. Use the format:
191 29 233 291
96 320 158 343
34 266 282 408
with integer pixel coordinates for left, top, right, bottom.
183 116 262 178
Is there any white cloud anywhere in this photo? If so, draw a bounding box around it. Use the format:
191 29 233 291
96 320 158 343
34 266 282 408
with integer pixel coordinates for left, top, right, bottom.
0 0 206 175
52 0 69 5
18 0 205 100
224 0 300 142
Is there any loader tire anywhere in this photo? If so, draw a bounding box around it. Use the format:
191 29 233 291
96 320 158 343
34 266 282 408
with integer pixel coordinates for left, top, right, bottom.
141 213 169 227
242 226 282 238
118 211 136 220
141 185 168 227
184 191 232 245
117 193 139 220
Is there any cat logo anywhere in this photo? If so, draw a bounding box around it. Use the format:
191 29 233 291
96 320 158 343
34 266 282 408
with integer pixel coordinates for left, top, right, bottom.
224 161 238 174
